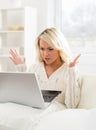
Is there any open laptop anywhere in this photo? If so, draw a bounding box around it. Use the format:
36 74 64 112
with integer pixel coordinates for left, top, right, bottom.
0 72 61 109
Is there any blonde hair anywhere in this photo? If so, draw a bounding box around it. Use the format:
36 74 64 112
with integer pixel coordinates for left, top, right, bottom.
35 27 72 65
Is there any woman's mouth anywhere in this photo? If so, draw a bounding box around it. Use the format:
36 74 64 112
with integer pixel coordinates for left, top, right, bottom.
45 58 50 61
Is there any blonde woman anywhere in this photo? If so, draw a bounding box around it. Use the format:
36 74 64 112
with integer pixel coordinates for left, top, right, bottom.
9 27 81 109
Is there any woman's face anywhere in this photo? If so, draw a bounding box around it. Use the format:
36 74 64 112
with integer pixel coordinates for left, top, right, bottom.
39 39 61 65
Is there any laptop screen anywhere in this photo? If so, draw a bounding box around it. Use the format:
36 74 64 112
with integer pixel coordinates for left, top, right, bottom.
0 72 61 109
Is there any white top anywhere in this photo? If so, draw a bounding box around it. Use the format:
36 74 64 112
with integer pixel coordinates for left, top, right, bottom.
16 62 81 108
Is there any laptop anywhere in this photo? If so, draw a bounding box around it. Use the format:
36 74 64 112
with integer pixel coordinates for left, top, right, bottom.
0 72 61 109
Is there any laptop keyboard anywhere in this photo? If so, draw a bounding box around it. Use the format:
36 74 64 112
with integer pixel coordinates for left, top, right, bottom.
41 90 61 102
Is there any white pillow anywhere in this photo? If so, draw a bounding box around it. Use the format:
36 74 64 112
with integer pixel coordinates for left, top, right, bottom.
35 109 96 130
0 102 65 130
0 103 43 130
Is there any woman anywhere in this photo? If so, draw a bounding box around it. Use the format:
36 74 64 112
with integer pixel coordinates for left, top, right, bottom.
9 27 81 109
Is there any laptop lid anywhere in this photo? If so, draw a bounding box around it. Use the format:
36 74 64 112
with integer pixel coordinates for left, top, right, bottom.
0 72 61 109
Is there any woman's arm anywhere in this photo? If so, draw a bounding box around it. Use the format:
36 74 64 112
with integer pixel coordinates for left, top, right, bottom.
65 54 81 108
65 67 81 108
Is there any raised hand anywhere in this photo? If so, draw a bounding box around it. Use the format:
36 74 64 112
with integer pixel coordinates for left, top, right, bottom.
69 54 81 67
9 49 26 65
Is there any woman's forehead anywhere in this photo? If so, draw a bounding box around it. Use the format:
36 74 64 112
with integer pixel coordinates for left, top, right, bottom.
39 39 56 49
39 39 50 46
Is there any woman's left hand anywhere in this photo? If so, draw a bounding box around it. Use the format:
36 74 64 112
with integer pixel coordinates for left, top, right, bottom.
69 54 81 67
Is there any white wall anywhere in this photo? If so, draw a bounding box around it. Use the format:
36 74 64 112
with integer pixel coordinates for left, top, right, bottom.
22 0 56 34
22 0 49 34
0 0 55 34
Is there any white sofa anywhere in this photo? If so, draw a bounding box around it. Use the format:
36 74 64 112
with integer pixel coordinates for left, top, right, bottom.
0 73 96 130
35 73 96 130
78 73 96 109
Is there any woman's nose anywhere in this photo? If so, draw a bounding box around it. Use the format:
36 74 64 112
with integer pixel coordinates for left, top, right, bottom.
44 50 49 56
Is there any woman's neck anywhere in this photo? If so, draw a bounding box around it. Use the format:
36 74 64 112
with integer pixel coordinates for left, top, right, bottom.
44 59 64 78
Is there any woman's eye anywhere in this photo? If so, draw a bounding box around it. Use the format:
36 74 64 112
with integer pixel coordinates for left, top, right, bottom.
40 48 44 50
49 48 54 51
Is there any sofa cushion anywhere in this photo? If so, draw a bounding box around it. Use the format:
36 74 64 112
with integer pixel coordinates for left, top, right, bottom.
78 73 96 109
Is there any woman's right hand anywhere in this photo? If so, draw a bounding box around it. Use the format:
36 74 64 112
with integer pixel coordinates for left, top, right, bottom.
9 49 26 65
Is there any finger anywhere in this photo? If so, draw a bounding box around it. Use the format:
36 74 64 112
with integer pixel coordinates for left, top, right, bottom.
9 49 16 56
9 49 17 55
73 54 81 63
23 57 26 63
9 49 18 58
9 49 15 54
14 49 19 55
